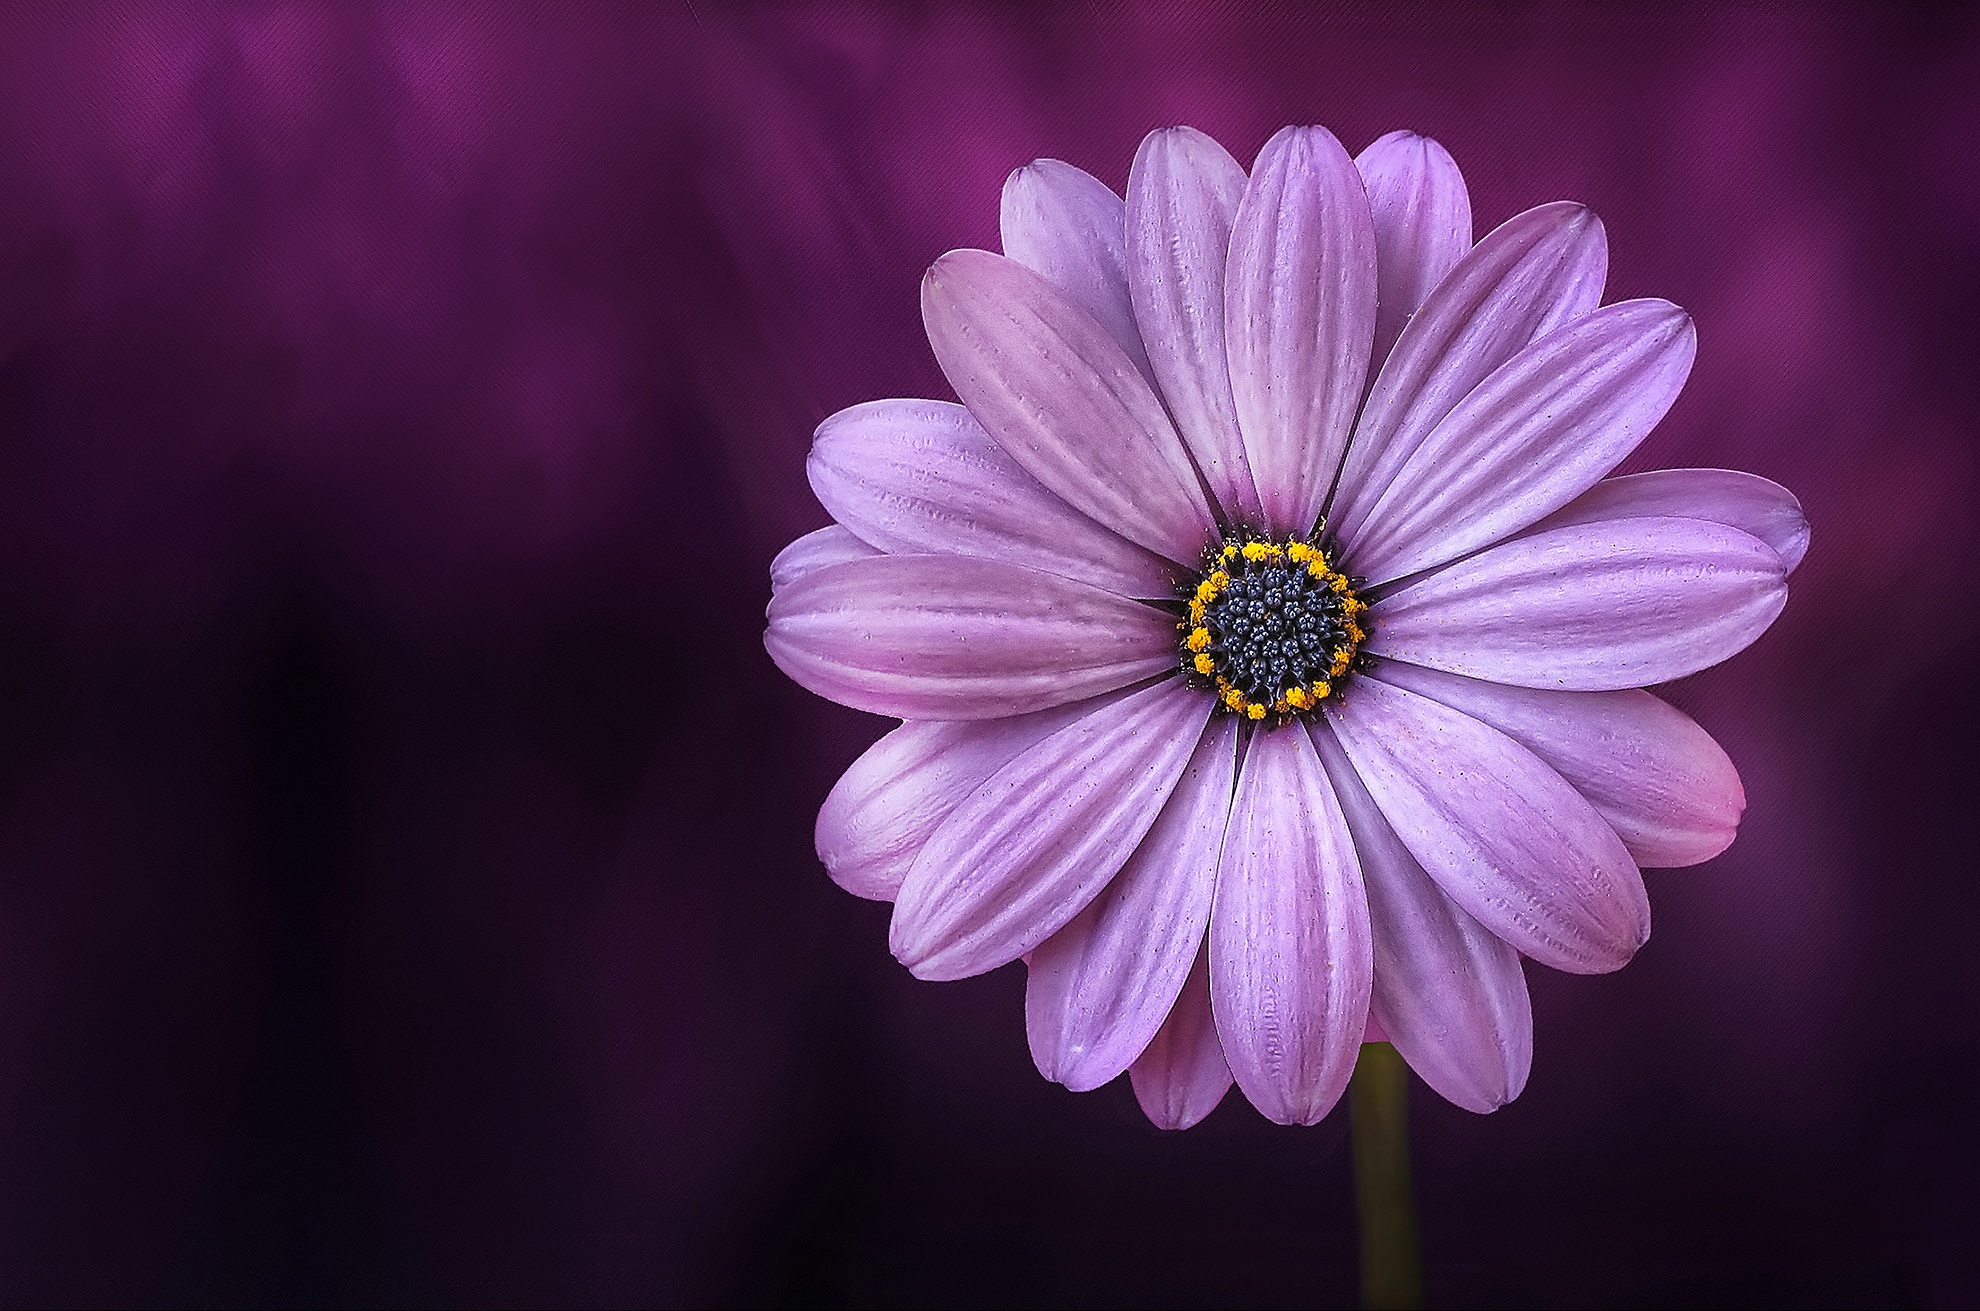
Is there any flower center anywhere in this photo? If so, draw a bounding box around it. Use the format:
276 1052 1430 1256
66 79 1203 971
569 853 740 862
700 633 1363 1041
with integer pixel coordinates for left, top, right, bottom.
1180 536 1367 721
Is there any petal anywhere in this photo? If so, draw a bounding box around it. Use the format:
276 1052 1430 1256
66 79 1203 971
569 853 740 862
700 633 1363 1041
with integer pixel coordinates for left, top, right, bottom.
922 249 1217 564
1354 130 1473 376
769 524 879 594
1026 715 1238 1091
764 554 1177 720
891 678 1214 980
1366 516 1789 692
1001 158 1155 383
1331 202 1607 545
815 697 1110 901
1225 125 1378 538
1129 941 1234 1131
1326 674 1649 974
1527 468 1811 574
808 398 1178 598
1373 661 1746 868
1308 719 1532 1113
1210 722 1371 1125
1346 298 1696 584
1126 125 1262 523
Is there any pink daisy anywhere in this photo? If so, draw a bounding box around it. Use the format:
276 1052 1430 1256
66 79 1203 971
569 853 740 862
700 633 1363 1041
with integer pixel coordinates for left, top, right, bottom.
765 125 1807 1129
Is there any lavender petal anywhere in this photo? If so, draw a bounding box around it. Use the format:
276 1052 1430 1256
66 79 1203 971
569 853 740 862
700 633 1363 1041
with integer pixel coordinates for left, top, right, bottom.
1310 719 1532 1112
1225 125 1378 538
1366 516 1788 692
1128 941 1234 1131
1354 130 1473 377
1001 158 1155 383
921 249 1217 564
1373 661 1746 868
808 398 1178 599
891 678 1214 980
1211 721 1372 1125
1331 202 1607 546
1026 716 1238 1091
1327 674 1650 975
1126 125 1262 523
1526 468 1811 574
765 553 1177 720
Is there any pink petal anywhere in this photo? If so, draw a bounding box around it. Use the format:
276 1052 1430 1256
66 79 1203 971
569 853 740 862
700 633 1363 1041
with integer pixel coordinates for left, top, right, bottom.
769 524 879 594
1366 516 1788 692
764 553 1177 720
1309 719 1532 1112
807 398 1178 599
1326 674 1650 975
1331 202 1607 547
1354 130 1473 377
1346 298 1695 585
921 249 1217 564
1128 941 1234 1131
1126 125 1262 523
891 678 1214 981
1225 125 1378 538
815 697 1110 901
1527 468 1811 574
1210 722 1371 1125
1000 158 1155 383
1026 716 1239 1091
1373 661 1746 868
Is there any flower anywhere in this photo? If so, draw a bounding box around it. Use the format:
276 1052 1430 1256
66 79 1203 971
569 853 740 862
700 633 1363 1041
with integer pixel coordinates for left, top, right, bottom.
765 125 1807 1129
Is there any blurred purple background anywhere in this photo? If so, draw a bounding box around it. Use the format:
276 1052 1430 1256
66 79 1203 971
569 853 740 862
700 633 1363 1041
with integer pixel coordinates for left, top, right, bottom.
1 3 1975 1306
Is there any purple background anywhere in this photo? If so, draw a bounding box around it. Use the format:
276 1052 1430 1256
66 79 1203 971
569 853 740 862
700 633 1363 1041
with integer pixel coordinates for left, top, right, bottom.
1 3 1975 1306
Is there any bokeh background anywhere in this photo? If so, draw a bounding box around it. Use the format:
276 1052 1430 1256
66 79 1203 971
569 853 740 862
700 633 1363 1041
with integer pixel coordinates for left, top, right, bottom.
1 2 1975 1306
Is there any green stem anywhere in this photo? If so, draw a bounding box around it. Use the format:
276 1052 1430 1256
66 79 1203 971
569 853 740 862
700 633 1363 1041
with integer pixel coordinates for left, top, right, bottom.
1350 1042 1422 1310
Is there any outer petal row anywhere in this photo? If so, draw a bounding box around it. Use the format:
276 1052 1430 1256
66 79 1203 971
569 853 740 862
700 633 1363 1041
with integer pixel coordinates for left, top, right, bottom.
765 554 1176 721
1129 943 1234 1130
807 398 1178 599
1530 467 1811 574
1367 516 1788 692
1000 158 1156 384
1354 130 1473 379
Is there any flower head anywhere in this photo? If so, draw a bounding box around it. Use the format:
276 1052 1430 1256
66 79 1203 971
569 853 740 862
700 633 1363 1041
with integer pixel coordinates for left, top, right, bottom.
766 125 1807 1128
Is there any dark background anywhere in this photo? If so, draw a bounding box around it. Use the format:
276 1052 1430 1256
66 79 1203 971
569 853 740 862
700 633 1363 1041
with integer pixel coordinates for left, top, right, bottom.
1 3 1975 1306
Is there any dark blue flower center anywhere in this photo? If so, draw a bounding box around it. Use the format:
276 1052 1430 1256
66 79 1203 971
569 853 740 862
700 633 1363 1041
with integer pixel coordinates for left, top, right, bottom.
1179 537 1366 720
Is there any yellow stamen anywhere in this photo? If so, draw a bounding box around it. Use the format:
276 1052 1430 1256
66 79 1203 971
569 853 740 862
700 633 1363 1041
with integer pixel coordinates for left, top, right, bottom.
1245 703 1266 720
1186 627 1211 652
1193 653 1216 675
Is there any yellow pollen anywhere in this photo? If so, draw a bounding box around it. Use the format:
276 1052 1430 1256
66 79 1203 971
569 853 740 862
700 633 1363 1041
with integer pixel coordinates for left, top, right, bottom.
1328 573 1351 593
1241 541 1279 562
1287 542 1316 563
1186 627 1211 652
1220 544 1240 562
1192 653 1216 674
1194 580 1217 604
1208 569 1230 589
1312 679 1332 699
1245 703 1267 720
1285 686 1314 710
